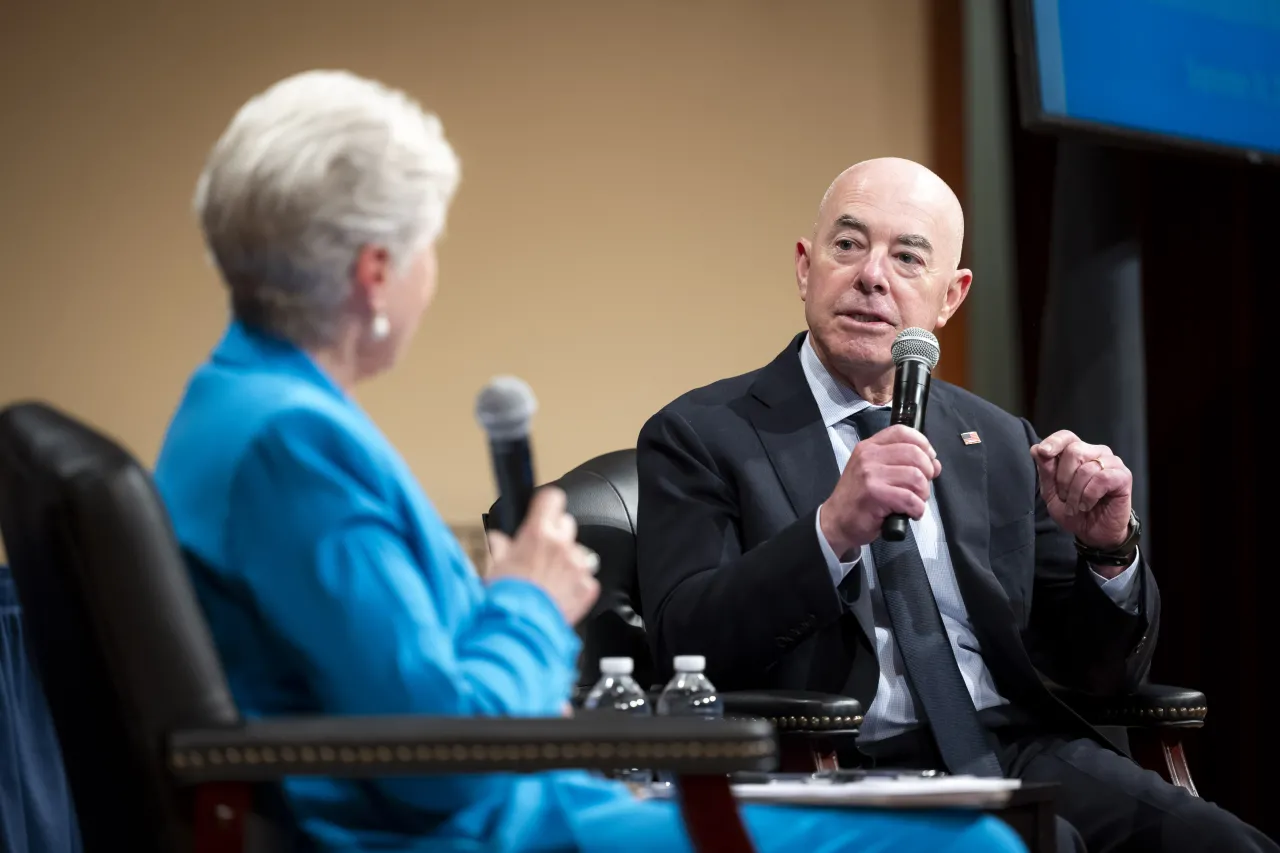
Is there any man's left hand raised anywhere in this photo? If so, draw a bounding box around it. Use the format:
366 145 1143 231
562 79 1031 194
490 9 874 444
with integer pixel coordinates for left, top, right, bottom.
1031 430 1134 568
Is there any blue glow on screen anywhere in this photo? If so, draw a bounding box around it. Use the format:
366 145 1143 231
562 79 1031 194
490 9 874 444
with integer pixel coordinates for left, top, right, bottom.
1031 0 1280 156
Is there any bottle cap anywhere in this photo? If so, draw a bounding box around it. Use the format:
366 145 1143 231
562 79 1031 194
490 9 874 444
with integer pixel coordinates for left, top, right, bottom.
673 655 705 672
599 657 634 675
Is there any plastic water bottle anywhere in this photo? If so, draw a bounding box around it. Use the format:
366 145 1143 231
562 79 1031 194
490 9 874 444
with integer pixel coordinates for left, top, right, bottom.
582 657 653 785
656 655 723 719
653 655 723 788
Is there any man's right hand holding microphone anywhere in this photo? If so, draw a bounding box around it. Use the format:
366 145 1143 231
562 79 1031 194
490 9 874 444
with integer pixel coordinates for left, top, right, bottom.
819 423 941 558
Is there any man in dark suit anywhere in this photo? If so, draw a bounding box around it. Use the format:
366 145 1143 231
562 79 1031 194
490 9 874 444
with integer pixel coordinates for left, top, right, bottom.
635 157 1273 852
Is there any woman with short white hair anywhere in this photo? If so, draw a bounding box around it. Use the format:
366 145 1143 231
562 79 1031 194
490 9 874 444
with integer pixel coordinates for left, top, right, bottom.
193 69 460 376
153 69 1022 853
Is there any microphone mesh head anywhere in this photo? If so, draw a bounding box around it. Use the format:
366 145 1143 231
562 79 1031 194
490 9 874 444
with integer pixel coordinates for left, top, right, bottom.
891 327 941 369
475 376 538 441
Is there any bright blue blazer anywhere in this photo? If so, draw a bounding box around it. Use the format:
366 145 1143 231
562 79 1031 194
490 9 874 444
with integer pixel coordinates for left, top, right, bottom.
153 321 628 851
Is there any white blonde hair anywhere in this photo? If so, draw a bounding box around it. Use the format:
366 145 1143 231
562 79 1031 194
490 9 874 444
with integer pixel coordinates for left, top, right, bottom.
194 69 460 347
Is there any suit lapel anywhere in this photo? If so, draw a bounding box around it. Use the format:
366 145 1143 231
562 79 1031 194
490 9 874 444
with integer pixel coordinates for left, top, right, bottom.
926 386 1035 678
925 386 998 611
747 335 841 521
928 387 1079 724
747 335 875 653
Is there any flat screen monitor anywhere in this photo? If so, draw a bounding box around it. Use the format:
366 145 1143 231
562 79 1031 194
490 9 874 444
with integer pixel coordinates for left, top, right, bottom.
1012 0 1280 164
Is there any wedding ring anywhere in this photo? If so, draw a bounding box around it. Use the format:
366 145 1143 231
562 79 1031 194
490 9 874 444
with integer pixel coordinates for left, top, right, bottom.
1090 457 1106 470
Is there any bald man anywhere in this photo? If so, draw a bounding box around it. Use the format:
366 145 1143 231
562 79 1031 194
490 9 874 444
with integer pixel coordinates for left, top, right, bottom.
635 158 1274 852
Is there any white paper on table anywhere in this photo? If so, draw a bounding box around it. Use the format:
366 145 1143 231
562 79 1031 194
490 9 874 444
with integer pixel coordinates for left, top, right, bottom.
731 776 1023 810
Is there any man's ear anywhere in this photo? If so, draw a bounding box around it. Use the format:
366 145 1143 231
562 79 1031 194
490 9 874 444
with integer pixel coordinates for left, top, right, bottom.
934 268 972 327
795 239 813 301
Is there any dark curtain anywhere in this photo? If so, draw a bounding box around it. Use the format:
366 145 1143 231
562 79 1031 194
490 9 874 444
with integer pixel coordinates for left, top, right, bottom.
1137 155 1277 834
1030 142 1149 535
1007 20 1280 838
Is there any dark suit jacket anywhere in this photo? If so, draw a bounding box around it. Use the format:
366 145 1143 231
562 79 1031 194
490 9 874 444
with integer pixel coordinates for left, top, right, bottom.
636 333 1159 742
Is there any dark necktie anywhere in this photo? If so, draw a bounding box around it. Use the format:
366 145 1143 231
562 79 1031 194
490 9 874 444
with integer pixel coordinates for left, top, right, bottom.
848 407 1002 778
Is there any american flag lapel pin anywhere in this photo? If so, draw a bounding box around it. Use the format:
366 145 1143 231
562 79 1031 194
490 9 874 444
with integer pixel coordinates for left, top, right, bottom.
960 430 981 445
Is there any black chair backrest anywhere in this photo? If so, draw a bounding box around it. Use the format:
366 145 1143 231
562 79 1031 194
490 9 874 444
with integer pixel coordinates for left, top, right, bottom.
487 449 654 690
0 402 240 853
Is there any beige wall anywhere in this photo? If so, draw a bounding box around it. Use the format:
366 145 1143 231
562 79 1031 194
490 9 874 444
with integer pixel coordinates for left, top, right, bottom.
0 0 934 534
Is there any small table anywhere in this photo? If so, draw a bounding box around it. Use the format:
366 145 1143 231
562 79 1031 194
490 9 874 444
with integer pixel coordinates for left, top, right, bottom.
983 782 1057 853
728 775 1058 853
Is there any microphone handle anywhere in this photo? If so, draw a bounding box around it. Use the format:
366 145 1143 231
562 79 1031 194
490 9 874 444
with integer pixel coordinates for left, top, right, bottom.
490 435 535 536
882 513 911 542
881 360 932 542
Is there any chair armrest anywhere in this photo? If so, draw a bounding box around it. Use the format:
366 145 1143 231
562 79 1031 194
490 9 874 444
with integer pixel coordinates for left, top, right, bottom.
167 714 776 783
721 690 863 736
1051 683 1207 729
576 687 864 735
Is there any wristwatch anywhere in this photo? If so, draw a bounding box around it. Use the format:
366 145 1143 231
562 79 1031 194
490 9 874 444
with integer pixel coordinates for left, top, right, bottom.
1074 509 1141 567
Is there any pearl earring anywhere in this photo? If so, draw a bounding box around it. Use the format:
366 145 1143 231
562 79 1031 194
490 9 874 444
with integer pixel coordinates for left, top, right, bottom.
371 313 391 341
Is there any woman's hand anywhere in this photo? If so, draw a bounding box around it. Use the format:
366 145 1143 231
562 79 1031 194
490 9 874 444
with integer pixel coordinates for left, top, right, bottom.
486 487 600 626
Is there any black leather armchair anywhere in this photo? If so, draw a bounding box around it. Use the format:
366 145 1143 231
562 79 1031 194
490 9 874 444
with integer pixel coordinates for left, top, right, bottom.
486 450 863 772
0 403 776 853
499 448 1206 792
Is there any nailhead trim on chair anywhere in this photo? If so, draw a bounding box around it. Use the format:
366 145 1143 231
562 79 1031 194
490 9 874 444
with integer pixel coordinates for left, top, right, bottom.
1087 705 1208 725
169 737 776 772
729 715 863 731
742 707 1205 731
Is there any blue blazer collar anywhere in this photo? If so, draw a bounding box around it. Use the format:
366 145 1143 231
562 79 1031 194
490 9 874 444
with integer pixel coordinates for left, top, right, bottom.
211 320 348 402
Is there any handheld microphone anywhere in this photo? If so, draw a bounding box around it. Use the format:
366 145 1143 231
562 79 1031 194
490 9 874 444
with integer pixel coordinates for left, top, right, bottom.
883 327 941 542
475 376 538 536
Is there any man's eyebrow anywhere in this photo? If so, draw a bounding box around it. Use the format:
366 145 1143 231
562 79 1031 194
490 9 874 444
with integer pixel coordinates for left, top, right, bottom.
897 233 934 255
829 214 869 237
